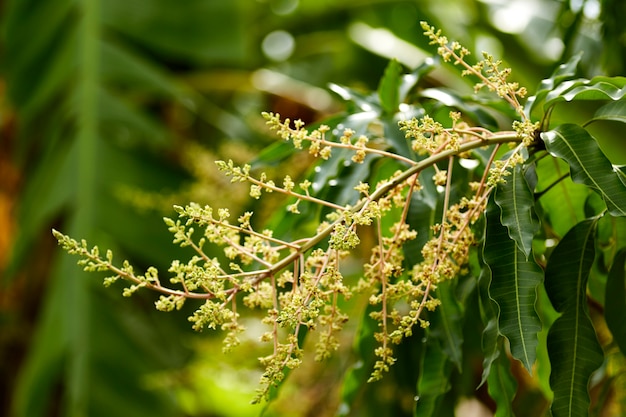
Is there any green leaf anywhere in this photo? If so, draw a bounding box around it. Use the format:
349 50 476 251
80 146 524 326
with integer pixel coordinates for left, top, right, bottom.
587 99 626 124
545 219 604 417
525 52 582 118
378 58 402 115
413 341 452 417
484 197 542 371
397 58 437 103
337 304 379 415
535 156 591 237
429 280 464 371
495 163 540 259
477 263 502 387
543 76 626 111
605 248 626 356
329 83 381 113
487 343 518 417
541 124 626 217
616 165 626 189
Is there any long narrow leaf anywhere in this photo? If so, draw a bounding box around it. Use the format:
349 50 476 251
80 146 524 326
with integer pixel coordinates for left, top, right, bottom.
484 198 542 371
605 249 626 355
543 76 626 111
337 304 379 415
413 342 452 417
430 280 464 371
477 265 502 387
542 124 626 217
545 219 604 417
487 343 518 417
378 59 402 116
495 163 540 259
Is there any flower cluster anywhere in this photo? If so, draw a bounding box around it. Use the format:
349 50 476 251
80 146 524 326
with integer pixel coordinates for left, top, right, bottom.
421 21 531 122
53 22 539 403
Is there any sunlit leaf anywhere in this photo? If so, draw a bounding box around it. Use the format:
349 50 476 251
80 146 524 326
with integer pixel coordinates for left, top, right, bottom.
605 248 626 356
398 57 437 103
484 198 542 371
545 219 604 417
542 124 626 217
495 163 540 259
328 83 381 113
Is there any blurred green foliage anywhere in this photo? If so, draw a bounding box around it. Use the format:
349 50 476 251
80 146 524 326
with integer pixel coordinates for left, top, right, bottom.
2 0 626 416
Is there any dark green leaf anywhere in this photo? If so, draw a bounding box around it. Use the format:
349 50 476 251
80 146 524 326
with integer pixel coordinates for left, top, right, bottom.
545 219 604 417
495 163 540 259
337 304 379 415
404 188 437 268
487 343 518 417
542 124 626 217
484 198 542 371
605 249 626 355
413 341 452 417
378 59 402 115
477 265 501 387
430 280 464 371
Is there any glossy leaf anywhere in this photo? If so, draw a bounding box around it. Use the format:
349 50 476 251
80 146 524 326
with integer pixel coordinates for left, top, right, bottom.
495 163 540 259
542 124 626 217
328 83 381 113
484 198 542 371
543 76 626 111
524 52 582 118
605 248 626 355
545 219 604 417
397 57 437 103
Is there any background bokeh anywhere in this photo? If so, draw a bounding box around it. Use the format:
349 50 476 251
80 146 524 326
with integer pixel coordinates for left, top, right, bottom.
1 0 625 416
